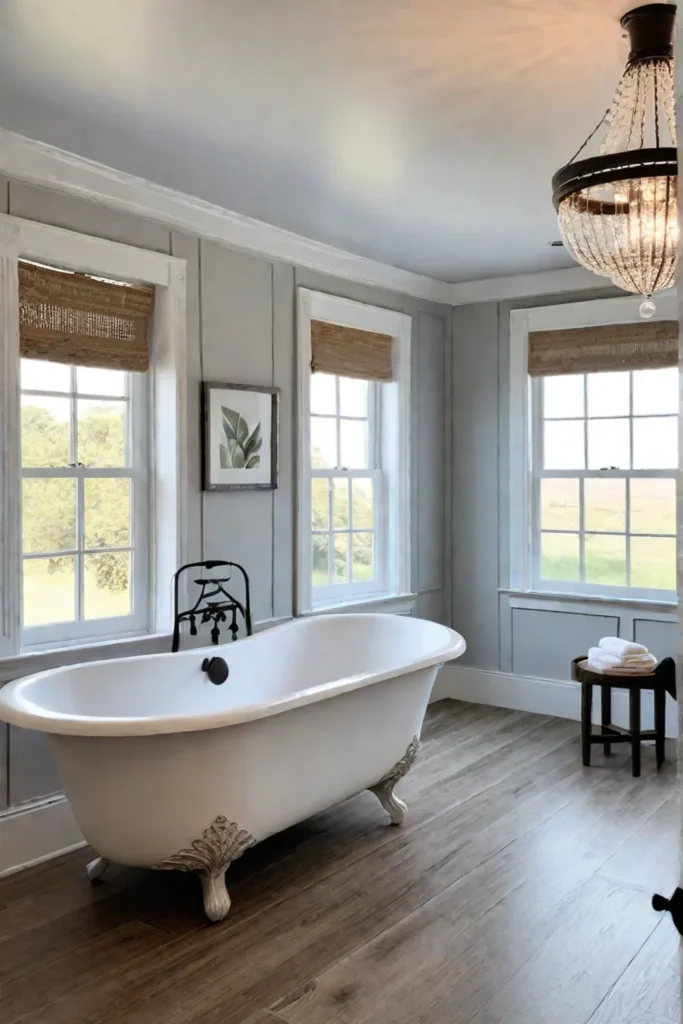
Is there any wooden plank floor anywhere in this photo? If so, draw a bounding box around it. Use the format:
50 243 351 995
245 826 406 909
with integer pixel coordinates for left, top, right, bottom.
0 701 679 1024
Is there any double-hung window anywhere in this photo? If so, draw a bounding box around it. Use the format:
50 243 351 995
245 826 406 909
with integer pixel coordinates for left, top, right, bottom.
533 367 677 598
310 373 382 602
20 357 149 644
297 290 411 613
16 259 153 648
511 296 679 603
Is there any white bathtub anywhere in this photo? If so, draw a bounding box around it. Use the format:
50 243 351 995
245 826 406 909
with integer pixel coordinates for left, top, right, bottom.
0 613 465 920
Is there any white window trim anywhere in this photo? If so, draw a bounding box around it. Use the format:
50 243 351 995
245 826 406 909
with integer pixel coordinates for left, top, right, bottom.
296 288 412 615
0 213 188 660
509 291 679 602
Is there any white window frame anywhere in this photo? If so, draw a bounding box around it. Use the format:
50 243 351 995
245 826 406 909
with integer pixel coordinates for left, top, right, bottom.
296 288 412 614
0 214 187 659
509 291 678 602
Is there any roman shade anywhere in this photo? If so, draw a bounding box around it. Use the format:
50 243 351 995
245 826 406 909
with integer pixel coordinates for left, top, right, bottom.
310 319 393 382
528 320 678 377
19 261 154 373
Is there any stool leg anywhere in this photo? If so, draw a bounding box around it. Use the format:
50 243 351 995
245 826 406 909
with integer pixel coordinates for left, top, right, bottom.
581 682 592 767
629 688 641 778
654 687 666 770
601 684 612 756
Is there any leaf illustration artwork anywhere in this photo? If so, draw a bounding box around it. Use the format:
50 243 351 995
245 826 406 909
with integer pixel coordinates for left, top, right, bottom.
220 406 263 470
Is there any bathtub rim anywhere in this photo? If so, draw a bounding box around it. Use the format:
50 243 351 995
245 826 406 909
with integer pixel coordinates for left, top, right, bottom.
0 614 466 737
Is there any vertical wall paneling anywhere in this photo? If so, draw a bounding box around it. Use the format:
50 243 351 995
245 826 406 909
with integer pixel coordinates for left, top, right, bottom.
171 232 202 566
442 307 454 630
199 242 275 623
451 302 500 667
272 261 295 621
0 175 7 809
416 311 445 594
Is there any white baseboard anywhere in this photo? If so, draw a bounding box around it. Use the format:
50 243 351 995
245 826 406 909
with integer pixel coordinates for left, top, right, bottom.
439 664 679 739
429 664 459 703
0 795 85 878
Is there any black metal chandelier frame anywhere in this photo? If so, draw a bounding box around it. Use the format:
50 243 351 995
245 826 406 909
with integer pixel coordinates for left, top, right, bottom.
551 4 677 216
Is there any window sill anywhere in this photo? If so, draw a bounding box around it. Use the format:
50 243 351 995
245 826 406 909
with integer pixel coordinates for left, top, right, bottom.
305 593 418 617
0 631 174 684
500 588 678 613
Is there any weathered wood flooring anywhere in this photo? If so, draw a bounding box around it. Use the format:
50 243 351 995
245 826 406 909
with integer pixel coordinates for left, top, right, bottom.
0 701 679 1024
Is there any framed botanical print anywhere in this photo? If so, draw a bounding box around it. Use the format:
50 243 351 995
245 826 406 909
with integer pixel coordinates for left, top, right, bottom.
202 382 279 490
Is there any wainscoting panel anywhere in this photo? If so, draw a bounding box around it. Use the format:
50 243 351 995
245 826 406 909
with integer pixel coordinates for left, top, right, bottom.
633 618 677 661
511 608 620 680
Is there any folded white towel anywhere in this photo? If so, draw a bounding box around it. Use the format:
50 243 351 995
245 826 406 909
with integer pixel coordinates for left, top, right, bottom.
598 637 648 657
588 647 621 667
587 651 657 674
622 653 657 668
587 657 618 672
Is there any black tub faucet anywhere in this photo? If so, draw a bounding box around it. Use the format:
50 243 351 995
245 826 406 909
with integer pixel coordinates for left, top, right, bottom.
171 560 252 652
202 657 229 685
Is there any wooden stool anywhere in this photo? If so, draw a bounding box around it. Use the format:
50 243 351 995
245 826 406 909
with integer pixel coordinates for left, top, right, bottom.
571 656 675 778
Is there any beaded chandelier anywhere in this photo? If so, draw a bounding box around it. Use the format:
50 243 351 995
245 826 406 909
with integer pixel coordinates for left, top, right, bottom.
552 3 677 317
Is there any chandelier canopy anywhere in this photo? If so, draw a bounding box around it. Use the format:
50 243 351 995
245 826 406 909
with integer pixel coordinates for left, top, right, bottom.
552 3 677 315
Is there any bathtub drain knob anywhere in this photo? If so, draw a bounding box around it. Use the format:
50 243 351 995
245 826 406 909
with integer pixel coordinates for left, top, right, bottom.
201 657 229 685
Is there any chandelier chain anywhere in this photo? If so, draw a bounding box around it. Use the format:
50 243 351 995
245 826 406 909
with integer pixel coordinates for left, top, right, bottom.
570 110 610 164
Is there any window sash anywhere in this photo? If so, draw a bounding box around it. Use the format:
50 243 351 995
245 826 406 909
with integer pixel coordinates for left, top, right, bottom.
309 376 388 606
311 467 385 601
530 375 676 600
20 369 150 647
310 376 377 471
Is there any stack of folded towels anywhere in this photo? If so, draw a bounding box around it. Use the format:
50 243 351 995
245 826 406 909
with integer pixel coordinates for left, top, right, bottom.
587 637 657 674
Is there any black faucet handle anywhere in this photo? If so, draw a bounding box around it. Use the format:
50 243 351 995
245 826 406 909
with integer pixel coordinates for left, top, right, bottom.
201 657 229 685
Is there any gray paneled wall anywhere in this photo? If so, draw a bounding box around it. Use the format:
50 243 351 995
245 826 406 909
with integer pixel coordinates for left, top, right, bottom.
451 288 679 680
0 176 7 811
450 302 500 667
200 244 277 624
2 182 451 810
510 609 620 680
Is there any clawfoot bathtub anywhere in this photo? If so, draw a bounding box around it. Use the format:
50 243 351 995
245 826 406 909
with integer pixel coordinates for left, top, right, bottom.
0 614 465 921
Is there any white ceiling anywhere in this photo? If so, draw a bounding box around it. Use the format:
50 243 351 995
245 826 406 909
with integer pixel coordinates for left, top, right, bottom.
0 0 643 282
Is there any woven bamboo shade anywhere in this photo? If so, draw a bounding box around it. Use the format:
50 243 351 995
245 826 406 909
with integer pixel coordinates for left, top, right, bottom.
311 320 393 382
19 262 154 372
528 320 678 378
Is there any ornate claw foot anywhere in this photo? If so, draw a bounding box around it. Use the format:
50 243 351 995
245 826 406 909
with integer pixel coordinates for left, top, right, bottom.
370 785 408 825
86 856 110 882
199 870 231 922
152 816 255 923
369 736 420 826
